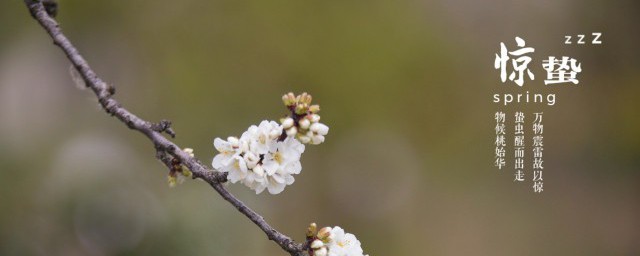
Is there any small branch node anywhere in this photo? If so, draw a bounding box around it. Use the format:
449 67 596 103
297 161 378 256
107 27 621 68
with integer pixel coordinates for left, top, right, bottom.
152 119 176 138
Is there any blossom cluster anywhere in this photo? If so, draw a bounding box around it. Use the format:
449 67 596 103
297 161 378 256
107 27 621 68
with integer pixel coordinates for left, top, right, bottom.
211 92 329 194
212 120 305 194
307 223 368 256
281 92 329 145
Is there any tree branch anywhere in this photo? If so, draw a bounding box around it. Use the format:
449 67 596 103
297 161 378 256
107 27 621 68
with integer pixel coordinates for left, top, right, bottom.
23 1 306 255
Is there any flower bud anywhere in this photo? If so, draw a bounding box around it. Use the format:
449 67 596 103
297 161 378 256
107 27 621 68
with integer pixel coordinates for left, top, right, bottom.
183 148 195 157
298 134 311 144
181 167 193 178
310 114 321 123
309 104 320 113
286 127 298 137
244 152 259 169
314 247 327 256
295 103 308 115
269 129 281 140
253 165 265 177
310 123 329 135
310 239 324 249
168 175 177 188
282 92 296 106
299 118 310 130
311 134 325 145
282 117 294 129
307 223 317 238
300 93 312 104
317 227 332 240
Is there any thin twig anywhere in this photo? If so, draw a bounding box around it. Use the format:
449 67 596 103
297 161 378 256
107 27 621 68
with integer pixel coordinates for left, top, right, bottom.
23 1 306 254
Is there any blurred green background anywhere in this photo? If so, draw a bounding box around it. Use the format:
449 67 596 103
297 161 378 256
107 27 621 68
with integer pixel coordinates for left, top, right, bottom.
1 0 639 255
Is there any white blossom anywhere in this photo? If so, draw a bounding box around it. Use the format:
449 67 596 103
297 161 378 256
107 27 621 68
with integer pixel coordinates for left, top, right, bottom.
262 137 304 175
262 137 304 194
211 137 238 169
241 167 267 194
241 120 281 155
223 156 248 183
326 226 365 256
